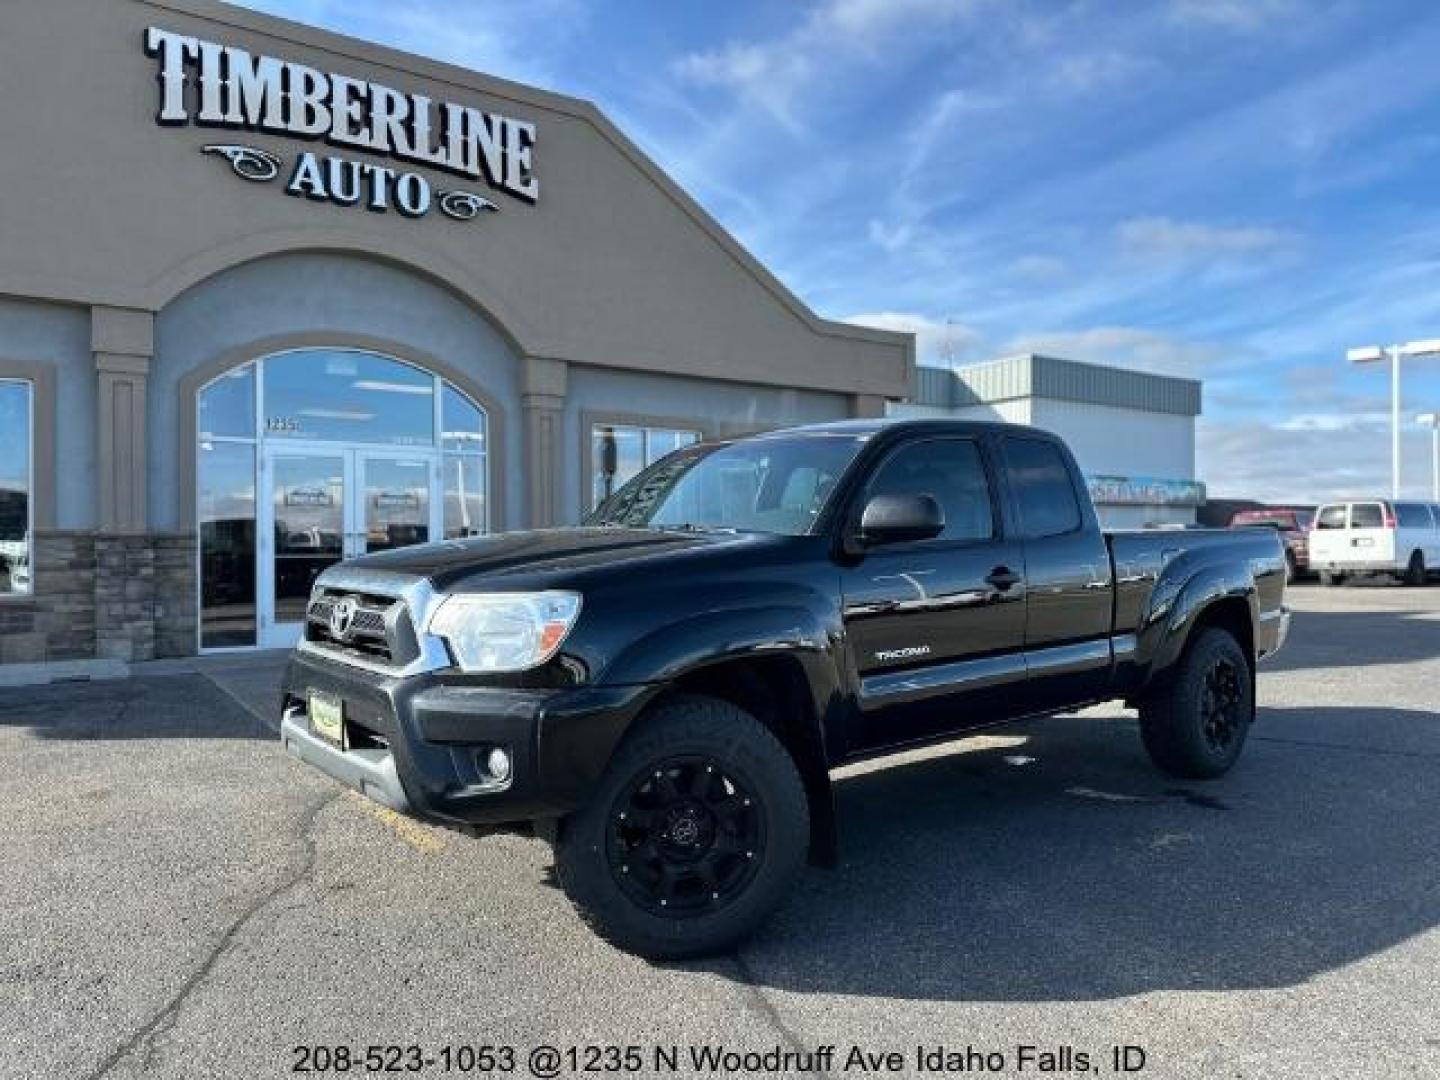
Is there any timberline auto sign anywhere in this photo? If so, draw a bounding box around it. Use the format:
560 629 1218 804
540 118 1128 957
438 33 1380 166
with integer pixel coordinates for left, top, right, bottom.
144 26 538 223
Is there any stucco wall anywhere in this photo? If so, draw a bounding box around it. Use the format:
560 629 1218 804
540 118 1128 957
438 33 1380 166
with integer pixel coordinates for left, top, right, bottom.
0 0 910 399
0 298 95 530
152 251 523 531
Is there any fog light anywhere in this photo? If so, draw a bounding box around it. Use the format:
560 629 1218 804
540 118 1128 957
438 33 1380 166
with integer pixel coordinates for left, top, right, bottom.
485 747 512 783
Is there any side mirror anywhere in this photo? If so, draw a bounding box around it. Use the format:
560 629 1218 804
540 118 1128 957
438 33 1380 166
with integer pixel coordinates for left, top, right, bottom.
858 493 944 546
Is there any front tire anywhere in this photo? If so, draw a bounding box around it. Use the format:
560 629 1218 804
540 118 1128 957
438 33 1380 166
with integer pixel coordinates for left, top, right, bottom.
1138 627 1254 779
554 695 809 959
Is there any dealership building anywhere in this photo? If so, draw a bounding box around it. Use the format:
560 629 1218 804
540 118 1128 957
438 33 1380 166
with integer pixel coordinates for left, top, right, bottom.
893 354 1205 529
0 0 913 665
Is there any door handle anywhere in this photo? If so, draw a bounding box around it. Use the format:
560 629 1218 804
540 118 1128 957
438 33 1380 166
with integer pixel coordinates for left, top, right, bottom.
985 566 1021 591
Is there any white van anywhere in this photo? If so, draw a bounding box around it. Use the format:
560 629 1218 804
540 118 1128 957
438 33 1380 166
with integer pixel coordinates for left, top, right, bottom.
1309 500 1440 585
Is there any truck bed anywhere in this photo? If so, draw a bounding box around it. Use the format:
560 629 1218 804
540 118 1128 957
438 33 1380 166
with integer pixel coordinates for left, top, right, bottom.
1105 527 1289 682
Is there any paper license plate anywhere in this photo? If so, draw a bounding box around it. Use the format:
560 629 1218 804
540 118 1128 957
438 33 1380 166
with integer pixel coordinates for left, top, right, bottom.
309 692 344 747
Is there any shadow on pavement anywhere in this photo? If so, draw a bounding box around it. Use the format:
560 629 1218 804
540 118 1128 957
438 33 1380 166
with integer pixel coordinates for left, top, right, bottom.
711 706 1440 1002
0 674 272 740
1263 607 1440 673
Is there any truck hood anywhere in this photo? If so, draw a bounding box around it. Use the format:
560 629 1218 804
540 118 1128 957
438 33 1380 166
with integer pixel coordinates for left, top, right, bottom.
343 527 780 592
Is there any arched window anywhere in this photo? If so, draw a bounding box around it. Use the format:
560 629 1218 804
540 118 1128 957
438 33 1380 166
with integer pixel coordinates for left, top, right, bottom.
197 348 488 650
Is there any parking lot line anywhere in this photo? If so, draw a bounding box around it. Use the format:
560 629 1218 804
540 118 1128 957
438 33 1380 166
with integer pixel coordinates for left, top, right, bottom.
344 791 446 854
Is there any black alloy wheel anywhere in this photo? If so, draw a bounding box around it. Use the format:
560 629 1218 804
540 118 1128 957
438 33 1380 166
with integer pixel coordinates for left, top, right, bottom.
1138 626 1254 779
1199 656 1244 753
606 756 765 917
553 694 809 959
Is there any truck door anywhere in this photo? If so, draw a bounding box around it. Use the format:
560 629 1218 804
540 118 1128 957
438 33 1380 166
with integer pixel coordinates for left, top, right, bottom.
839 435 1027 751
997 434 1114 712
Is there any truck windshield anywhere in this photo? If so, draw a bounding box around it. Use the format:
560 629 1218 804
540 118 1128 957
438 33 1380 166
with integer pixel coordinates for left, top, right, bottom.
586 433 866 536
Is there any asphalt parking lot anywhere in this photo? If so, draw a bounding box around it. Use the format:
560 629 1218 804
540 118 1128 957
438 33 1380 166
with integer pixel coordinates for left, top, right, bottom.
2 584 1437 1080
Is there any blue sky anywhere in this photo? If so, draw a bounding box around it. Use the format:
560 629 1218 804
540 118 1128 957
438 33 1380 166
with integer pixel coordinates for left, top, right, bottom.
238 0 1440 503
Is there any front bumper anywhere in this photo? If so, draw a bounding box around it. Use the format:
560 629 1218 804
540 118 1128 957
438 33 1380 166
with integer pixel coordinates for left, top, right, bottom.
1256 605 1291 662
282 706 411 812
279 650 655 826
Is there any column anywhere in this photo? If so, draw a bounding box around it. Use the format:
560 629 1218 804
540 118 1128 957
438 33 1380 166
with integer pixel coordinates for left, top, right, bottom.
522 355 567 529
849 393 888 419
93 306 153 533
92 307 156 662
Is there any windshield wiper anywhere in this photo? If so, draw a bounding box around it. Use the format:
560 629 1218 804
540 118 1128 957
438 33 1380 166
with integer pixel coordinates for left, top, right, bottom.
653 522 740 534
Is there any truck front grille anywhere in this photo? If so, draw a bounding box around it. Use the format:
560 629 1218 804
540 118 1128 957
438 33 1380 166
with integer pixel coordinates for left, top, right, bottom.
305 590 421 668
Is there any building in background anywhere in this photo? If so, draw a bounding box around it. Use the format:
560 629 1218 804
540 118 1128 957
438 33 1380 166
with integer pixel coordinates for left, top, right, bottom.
893 354 1204 528
0 0 911 666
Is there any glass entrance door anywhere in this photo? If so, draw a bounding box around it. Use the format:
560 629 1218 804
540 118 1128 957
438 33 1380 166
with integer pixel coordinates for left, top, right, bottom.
198 349 490 654
262 451 347 648
259 448 439 648
357 454 433 555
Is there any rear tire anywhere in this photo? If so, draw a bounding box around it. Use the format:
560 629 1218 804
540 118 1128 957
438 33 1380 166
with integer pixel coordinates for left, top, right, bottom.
1138 627 1254 779
1403 550 1426 586
1319 571 1345 587
553 694 809 960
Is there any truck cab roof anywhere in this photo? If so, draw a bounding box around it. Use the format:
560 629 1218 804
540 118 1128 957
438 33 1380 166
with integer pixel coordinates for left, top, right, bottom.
763 417 1059 441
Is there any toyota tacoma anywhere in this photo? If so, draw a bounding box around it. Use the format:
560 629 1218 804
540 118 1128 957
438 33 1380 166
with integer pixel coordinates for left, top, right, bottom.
280 420 1289 958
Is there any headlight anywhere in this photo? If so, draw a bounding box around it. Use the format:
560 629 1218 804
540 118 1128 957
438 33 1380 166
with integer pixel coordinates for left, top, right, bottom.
427 591 582 673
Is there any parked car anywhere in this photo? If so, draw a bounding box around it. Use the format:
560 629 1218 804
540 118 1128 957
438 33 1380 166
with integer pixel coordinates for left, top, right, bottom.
1308 500 1440 585
1229 507 1314 583
0 536 29 594
279 420 1289 958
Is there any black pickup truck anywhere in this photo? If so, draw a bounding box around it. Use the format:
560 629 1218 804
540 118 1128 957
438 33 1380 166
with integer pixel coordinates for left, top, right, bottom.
280 419 1289 958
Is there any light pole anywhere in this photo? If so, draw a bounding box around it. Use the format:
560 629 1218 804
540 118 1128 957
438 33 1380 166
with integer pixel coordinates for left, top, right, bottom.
1346 339 1440 499
1419 412 1440 502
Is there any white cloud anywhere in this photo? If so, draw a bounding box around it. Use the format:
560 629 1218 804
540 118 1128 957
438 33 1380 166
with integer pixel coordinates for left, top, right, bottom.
670 0 984 128
1275 412 1391 433
1168 0 1298 34
1003 326 1229 378
1006 254 1068 282
867 219 916 253
1049 50 1157 94
825 0 978 36
907 87 1007 158
863 86 1007 253
236 0 581 89
670 44 813 131
1200 420 1436 503
841 312 983 365
1116 216 1298 260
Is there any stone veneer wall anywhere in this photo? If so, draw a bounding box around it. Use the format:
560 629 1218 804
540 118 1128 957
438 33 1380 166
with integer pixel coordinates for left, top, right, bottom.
0 531 196 664
152 534 198 659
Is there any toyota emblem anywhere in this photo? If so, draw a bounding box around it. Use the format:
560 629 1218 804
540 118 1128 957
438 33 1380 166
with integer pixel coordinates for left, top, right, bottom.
329 597 357 640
